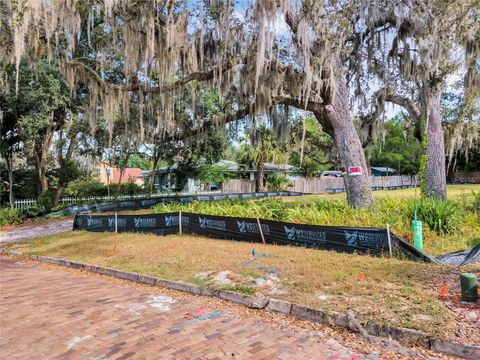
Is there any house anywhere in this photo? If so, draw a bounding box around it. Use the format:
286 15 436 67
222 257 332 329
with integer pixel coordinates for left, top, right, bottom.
142 160 296 193
370 166 397 176
95 161 144 186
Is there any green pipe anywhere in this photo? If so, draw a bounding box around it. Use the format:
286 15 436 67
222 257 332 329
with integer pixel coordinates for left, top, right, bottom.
411 219 423 251
460 273 478 302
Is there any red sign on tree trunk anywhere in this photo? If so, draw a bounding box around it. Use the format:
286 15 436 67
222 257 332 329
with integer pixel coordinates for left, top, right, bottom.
348 166 363 176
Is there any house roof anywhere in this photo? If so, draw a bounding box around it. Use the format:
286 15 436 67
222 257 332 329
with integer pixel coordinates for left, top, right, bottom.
142 160 296 176
110 167 143 182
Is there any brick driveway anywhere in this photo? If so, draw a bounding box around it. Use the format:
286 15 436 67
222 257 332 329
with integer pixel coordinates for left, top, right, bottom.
0 256 365 359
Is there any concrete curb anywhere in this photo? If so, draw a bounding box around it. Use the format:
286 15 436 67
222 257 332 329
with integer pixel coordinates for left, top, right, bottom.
2 250 478 360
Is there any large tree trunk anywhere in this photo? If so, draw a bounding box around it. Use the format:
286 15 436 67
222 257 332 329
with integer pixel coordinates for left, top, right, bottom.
115 169 125 198
52 134 77 207
34 151 49 194
33 124 55 194
148 154 160 196
257 162 265 192
53 182 67 207
424 90 447 198
7 151 14 208
321 79 374 208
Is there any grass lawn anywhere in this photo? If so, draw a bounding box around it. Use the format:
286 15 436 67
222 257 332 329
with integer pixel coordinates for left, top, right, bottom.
6 230 479 340
282 184 480 202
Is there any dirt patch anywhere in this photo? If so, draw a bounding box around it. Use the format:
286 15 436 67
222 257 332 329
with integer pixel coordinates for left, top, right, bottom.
428 268 480 345
194 269 284 295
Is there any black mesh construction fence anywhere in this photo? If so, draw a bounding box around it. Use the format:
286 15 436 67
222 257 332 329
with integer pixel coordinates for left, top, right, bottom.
73 212 441 262
51 191 303 216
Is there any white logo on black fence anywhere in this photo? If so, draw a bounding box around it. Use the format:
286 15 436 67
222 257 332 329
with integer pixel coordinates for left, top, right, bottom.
164 215 189 226
283 226 326 243
87 217 103 227
165 215 177 226
120 201 135 208
198 217 226 230
107 217 126 228
134 217 156 228
344 231 386 249
141 199 158 206
236 220 270 234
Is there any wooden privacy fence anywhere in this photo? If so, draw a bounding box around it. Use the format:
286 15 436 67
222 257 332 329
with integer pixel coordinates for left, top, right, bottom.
223 175 419 195
289 175 418 194
289 177 344 194
370 175 419 189
222 179 256 194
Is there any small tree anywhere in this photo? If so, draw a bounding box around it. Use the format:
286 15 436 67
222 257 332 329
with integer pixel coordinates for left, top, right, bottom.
237 125 281 192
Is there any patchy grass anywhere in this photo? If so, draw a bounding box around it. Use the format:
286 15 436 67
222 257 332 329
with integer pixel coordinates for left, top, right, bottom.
6 230 478 338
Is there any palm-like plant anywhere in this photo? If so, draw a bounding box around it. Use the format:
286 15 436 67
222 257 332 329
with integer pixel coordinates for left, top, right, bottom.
237 125 280 192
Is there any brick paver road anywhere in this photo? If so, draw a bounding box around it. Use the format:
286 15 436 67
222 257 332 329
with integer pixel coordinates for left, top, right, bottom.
0 256 368 360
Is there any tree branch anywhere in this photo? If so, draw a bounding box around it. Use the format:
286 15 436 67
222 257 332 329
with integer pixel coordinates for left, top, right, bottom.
384 91 422 124
66 57 243 94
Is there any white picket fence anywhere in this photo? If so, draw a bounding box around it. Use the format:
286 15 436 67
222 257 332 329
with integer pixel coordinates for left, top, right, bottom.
13 198 38 209
13 191 222 210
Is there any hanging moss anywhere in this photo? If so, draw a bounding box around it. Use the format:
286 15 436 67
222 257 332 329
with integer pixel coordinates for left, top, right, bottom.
0 0 478 147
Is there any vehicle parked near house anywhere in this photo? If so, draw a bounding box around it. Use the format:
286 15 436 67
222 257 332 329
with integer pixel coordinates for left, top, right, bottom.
320 170 343 178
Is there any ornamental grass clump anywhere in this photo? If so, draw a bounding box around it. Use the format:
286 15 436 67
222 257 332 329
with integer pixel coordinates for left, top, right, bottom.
405 198 464 235
152 198 288 221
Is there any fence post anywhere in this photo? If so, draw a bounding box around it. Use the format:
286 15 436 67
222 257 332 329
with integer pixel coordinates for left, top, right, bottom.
387 224 392 257
115 211 118 233
257 217 266 244
179 210 183 235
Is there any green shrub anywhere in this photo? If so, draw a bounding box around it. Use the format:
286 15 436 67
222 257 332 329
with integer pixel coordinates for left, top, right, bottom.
265 173 292 191
117 179 143 196
405 197 464 235
37 192 53 210
65 177 107 197
0 208 25 226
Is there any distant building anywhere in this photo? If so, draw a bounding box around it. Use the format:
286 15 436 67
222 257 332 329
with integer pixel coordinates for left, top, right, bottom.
95 161 143 186
370 166 397 176
142 160 296 193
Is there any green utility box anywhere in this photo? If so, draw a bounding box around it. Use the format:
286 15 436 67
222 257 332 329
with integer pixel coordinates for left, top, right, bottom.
460 273 478 302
